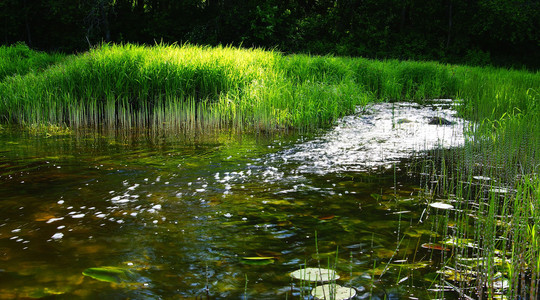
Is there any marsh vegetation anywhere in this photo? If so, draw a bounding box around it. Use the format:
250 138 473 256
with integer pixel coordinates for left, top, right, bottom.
0 43 538 298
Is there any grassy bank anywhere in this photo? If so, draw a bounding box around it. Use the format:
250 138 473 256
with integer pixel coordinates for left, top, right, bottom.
1 43 537 131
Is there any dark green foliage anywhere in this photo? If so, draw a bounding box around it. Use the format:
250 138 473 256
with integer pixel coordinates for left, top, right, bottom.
0 0 538 68
0 43 65 80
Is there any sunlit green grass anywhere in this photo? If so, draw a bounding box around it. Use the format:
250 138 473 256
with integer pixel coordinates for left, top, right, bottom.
1 43 538 132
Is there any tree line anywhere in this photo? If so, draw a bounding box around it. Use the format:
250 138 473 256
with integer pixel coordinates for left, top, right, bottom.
1 0 539 68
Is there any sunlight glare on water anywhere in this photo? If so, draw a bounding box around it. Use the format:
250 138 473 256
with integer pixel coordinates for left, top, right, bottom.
279 101 466 174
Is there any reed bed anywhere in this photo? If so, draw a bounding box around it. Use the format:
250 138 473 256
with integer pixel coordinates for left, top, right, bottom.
419 86 538 297
0 43 538 132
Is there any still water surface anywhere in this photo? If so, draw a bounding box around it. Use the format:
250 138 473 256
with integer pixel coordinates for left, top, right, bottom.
0 102 465 299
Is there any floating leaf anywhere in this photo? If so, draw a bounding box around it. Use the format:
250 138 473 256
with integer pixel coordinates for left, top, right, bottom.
489 187 509 194
239 258 274 265
242 256 275 260
311 251 337 260
490 277 510 290
82 266 135 283
28 287 68 298
397 118 412 124
373 248 396 258
421 243 451 251
256 250 282 258
311 284 356 300
390 261 430 270
290 267 339 282
429 202 454 210
318 215 335 220
404 228 439 238
439 268 477 282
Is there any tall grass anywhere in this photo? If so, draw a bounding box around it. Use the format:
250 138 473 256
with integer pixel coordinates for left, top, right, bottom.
0 43 538 133
0 43 66 81
420 83 538 297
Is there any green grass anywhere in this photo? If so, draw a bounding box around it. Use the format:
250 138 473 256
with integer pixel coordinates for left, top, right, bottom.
0 43 66 81
0 43 538 132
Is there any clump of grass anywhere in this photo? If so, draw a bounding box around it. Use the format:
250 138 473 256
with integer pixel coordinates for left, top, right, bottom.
0 43 66 81
0 43 278 129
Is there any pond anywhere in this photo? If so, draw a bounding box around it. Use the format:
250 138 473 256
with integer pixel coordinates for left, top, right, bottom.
0 101 467 299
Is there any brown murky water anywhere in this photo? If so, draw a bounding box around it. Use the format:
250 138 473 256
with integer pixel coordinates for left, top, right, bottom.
0 101 466 299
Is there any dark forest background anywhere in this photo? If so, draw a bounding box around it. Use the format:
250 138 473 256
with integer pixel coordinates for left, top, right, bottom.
1 0 539 68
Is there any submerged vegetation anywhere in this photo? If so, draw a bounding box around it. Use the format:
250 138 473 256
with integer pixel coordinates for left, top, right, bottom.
0 43 538 298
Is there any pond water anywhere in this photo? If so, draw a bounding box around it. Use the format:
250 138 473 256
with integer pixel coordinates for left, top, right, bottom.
0 101 467 299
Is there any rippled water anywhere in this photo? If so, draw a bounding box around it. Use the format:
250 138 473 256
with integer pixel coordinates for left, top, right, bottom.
0 102 465 299
278 100 465 174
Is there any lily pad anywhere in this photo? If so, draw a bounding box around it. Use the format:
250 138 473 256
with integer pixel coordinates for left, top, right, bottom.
390 261 431 270
397 118 412 124
428 117 454 125
491 277 510 290
290 267 339 282
82 266 136 283
311 284 356 300
240 258 274 265
255 250 282 258
473 176 491 181
28 287 68 298
242 256 275 260
429 202 454 210
311 250 338 260
439 268 477 282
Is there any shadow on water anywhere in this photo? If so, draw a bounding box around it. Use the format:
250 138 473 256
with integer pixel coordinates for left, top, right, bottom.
0 101 466 299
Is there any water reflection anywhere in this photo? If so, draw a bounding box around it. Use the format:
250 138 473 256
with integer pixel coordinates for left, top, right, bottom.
0 102 465 299
277 100 466 174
